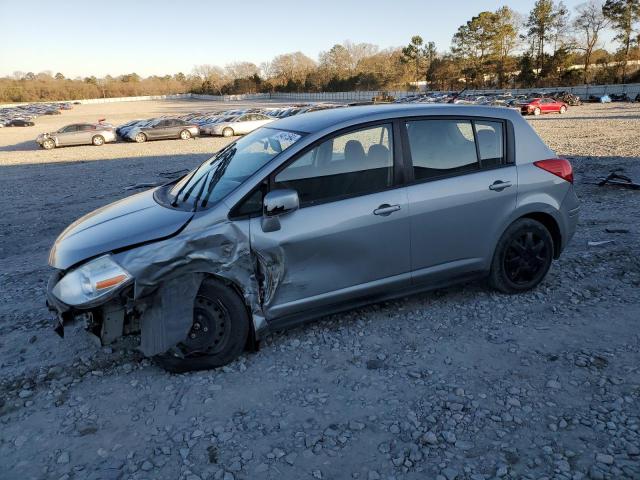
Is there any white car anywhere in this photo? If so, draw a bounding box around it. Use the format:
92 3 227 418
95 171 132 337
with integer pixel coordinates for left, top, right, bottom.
211 113 275 137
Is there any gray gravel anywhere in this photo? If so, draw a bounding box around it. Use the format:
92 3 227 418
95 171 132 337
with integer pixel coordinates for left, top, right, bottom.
0 101 639 480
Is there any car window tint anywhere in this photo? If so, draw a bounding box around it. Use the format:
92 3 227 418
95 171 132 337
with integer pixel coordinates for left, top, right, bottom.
63 125 78 132
475 121 504 167
274 124 394 206
405 119 479 180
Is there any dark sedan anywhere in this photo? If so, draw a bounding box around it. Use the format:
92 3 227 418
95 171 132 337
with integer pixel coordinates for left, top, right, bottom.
6 119 35 127
124 118 199 143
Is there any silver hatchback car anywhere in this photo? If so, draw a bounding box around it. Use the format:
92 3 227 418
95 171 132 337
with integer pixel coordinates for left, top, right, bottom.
47 105 579 372
37 123 117 149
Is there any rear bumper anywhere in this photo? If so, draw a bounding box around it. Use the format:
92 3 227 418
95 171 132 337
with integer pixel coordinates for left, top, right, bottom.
559 186 580 253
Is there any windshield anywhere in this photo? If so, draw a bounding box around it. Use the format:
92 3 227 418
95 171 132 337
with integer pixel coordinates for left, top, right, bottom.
169 127 303 210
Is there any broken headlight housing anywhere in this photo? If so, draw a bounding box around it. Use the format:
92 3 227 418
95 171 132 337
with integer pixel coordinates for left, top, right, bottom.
52 255 132 307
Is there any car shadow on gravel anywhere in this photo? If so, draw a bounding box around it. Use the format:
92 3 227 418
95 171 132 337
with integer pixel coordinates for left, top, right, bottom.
0 139 40 151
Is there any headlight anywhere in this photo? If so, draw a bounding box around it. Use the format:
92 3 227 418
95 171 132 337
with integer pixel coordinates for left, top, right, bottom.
52 255 132 307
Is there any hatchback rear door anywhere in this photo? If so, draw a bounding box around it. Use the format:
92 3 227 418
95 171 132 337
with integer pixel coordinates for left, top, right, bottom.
246 122 411 323
402 117 517 284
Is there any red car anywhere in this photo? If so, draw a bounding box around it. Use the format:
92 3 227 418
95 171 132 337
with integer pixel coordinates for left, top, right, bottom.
519 97 568 116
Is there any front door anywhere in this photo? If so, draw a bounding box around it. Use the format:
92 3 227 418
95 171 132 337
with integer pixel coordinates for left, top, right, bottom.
402 117 518 284
249 123 411 321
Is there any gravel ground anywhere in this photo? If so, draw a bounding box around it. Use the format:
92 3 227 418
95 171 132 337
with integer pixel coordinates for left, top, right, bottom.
0 101 639 480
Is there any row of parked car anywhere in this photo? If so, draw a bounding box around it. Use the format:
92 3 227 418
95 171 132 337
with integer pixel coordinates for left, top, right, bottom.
393 91 579 115
0 102 75 127
35 103 345 149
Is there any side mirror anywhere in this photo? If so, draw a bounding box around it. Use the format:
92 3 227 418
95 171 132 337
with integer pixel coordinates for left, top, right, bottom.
263 189 299 217
261 189 299 233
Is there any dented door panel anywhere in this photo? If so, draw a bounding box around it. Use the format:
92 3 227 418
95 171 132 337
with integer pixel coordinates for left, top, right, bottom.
249 188 411 320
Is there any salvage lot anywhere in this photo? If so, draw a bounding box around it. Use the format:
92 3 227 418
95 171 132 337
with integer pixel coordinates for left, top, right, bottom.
0 100 639 480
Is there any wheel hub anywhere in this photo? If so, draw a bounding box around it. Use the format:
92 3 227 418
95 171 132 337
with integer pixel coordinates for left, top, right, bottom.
182 296 230 356
504 231 548 285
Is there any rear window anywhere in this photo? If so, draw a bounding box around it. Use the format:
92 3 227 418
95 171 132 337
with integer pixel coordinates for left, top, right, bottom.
475 121 504 167
405 118 505 180
405 119 478 180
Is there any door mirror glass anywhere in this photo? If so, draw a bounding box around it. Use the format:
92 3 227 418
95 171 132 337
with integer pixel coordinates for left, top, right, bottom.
264 189 299 217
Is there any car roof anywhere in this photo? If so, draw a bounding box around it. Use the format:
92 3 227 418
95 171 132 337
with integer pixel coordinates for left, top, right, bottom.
269 104 522 134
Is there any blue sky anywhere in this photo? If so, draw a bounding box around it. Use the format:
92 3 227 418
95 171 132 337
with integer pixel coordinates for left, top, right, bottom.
0 0 614 78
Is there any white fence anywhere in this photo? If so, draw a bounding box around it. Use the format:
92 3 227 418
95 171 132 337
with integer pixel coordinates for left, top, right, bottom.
270 83 640 102
190 93 270 102
77 93 191 104
2 83 638 109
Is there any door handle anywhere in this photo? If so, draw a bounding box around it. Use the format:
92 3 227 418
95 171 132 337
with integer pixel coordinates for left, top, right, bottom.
373 204 401 216
489 180 513 192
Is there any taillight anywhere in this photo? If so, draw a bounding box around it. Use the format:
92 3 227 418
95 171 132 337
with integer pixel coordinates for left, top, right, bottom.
534 158 573 183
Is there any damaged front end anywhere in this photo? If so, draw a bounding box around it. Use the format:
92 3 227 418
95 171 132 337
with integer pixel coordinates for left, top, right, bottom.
46 262 138 346
47 216 269 358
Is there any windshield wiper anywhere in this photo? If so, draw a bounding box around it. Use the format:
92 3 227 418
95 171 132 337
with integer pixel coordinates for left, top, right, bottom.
170 143 235 207
170 168 200 207
196 147 237 210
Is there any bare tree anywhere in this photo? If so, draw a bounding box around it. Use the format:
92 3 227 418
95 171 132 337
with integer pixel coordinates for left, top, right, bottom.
573 1 609 82
343 40 379 71
269 52 316 88
192 64 227 95
225 62 260 80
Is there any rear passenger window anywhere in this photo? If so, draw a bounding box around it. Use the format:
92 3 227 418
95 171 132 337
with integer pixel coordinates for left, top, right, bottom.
275 124 394 206
475 121 504 167
405 120 478 180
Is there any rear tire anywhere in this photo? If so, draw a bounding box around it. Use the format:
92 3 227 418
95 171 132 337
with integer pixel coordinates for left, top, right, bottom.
489 218 554 294
134 132 147 143
179 129 191 140
92 135 105 146
559 105 567 114
156 278 250 373
222 127 234 137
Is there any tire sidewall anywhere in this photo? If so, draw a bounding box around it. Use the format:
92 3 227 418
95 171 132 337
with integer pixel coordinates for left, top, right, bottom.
490 219 554 293
156 278 250 373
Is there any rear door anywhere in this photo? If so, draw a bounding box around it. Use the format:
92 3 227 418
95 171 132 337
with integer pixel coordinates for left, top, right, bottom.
77 124 95 144
403 117 517 284
57 125 82 145
234 115 253 134
247 122 411 321
148 120 169 139
540 98 554 113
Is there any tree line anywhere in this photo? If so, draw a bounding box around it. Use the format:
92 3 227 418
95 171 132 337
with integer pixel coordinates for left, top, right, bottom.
1 0 639 103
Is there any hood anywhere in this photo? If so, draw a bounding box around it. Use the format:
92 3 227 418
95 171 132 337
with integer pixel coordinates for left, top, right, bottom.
49 189 193 270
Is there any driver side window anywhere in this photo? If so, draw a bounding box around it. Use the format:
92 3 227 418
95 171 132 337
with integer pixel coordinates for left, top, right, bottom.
274 124 394 206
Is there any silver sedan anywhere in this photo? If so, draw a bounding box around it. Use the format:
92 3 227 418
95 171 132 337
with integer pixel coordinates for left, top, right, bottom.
36 123 116 149
211 113 274 137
